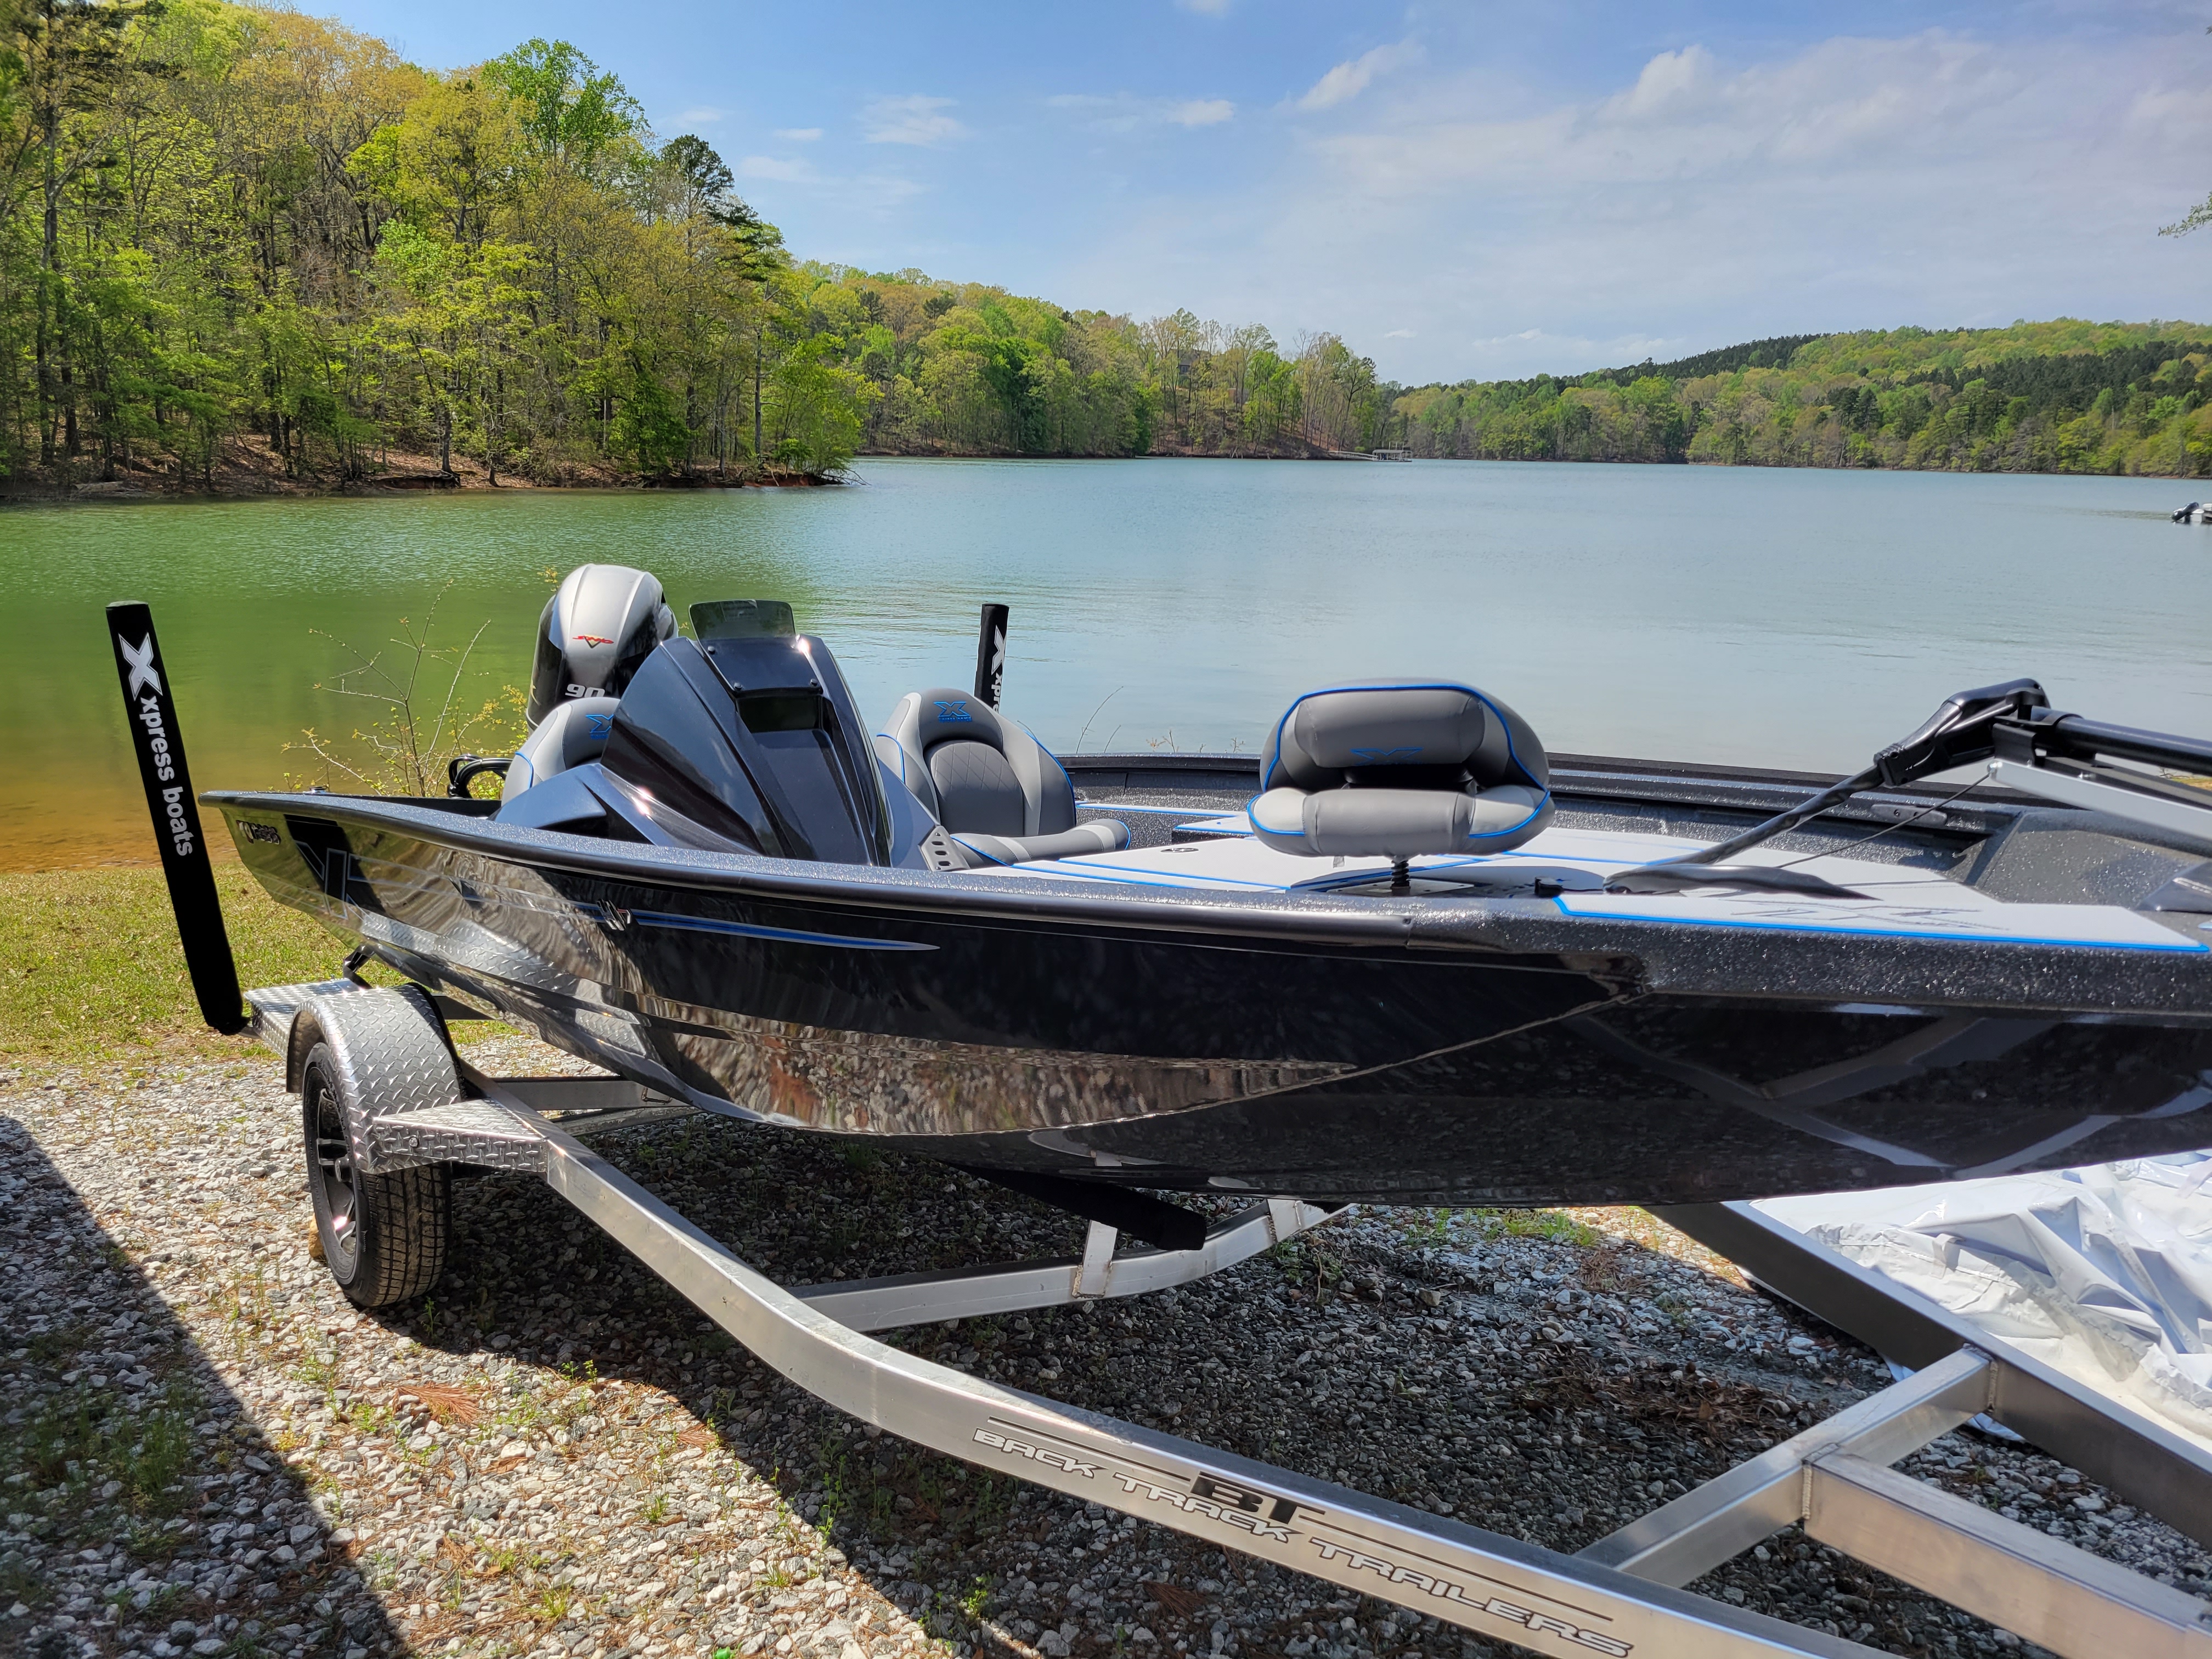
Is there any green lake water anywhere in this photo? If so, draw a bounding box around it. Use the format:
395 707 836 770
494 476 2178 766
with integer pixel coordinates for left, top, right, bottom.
11 456 2207 870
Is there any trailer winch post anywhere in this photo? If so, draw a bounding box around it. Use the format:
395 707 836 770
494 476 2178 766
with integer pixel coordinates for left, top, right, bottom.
106 601 245 1034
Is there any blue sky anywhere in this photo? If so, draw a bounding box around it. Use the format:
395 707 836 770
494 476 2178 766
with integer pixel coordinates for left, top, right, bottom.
328 1 2212 382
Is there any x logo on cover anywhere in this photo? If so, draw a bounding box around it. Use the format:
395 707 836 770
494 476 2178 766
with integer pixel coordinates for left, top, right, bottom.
118 633 163 699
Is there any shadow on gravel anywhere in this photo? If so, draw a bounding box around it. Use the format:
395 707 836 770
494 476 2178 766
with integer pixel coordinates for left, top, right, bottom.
0 1114 402 1659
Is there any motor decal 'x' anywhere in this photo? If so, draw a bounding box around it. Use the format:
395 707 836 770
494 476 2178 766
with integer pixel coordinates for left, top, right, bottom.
119 633 162 699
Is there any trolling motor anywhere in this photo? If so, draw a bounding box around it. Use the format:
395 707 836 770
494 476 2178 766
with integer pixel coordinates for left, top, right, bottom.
1610 679 2052 896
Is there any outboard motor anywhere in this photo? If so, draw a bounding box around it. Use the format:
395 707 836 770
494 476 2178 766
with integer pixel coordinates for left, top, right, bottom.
527 564 676 727
595 600 901 865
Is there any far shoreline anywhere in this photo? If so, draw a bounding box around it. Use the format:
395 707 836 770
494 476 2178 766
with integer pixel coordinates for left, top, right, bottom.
8 447 2206 507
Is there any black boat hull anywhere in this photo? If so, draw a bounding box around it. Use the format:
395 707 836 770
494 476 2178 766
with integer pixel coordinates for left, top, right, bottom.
209 761 2212 1207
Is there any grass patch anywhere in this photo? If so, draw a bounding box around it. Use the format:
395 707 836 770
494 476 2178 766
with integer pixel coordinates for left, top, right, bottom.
0 865 512 1070
531 1584 577 1622
5 1377 203 1525
0 1554 44 1609
1463 1208 1605 1249
1563 1207 1752 1288
0 865 334 1068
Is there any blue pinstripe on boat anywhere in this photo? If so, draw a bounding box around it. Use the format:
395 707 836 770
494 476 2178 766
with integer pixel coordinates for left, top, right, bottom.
627 910 936 951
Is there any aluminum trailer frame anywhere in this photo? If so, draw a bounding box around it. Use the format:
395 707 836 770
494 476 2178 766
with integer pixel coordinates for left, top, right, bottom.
252 980 2212 1659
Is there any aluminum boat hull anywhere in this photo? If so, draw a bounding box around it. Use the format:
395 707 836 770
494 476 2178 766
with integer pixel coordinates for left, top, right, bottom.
207 753 2212 1207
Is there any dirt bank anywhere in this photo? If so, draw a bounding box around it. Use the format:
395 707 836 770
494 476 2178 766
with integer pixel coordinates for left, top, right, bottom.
1 438 836 505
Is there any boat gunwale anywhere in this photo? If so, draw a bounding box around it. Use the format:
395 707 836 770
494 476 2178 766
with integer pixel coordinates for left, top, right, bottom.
204 784 1558 953
194 749 2119 952
208 742 2010 939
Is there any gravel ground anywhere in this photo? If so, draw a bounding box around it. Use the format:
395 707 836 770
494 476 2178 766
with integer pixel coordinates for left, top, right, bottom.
5 1039 2210 1659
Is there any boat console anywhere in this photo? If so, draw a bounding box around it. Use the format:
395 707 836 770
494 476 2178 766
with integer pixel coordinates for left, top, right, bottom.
498 592 913 865
492 572 1137 872
478 567 2212 952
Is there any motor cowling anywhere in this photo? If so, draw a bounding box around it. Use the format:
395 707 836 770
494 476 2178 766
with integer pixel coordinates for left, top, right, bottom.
526 565 676 727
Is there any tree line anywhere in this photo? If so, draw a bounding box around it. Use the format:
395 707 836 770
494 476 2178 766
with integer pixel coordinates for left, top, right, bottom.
0 2 1396 490
7 3 2204 490
1394 320 2212 476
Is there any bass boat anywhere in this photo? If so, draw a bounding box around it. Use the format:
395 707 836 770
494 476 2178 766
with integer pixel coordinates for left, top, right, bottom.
121 566 2212 1217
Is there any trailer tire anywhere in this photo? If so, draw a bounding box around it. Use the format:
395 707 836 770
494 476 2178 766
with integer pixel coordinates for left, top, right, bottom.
297 985 459 1308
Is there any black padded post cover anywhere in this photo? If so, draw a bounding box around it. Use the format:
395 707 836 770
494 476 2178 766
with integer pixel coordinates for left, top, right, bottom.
106 601 246 1034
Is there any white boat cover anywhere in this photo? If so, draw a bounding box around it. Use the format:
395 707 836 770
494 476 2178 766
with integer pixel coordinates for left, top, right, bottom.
1759 1157 2212 1454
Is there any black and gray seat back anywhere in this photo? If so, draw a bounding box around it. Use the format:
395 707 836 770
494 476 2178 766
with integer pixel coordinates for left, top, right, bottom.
1250 680 1553 858
500 699 618 800
874 690 1127 865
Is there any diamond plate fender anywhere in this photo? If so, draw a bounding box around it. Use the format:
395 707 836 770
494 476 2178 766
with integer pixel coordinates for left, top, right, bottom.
294 985 466 1176
368 1099 548 1174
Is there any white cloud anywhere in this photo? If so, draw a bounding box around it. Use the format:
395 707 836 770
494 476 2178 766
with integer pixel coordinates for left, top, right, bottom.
1177 0 1232 13
774 127 823 142
1604 45 1714 121
1050 93 1235 133
675 107 723 126
1047 25 2212 384
1171 99 1234 127
738 153 927 217
1296 42 1421 112
861 94 964 148
738 155 817 183
1307 33 2063 198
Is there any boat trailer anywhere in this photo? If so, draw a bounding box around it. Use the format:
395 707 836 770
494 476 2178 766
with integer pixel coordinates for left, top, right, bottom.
249 976 2212 1659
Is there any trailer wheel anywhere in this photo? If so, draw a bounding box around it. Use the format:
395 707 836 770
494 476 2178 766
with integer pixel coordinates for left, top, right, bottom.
297 985 458 1308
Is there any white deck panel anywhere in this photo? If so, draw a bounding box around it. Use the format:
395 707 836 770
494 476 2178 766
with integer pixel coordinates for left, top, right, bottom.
987 824 2207 952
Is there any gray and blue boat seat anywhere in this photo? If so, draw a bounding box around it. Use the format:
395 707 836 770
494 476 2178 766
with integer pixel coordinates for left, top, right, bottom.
875 690 1129 866
501 697 619 799
1249 680 1553 857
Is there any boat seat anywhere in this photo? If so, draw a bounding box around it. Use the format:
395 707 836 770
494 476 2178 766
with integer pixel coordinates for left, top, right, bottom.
501 697 619 801
1249 680 1553 858
874 690 1129 866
